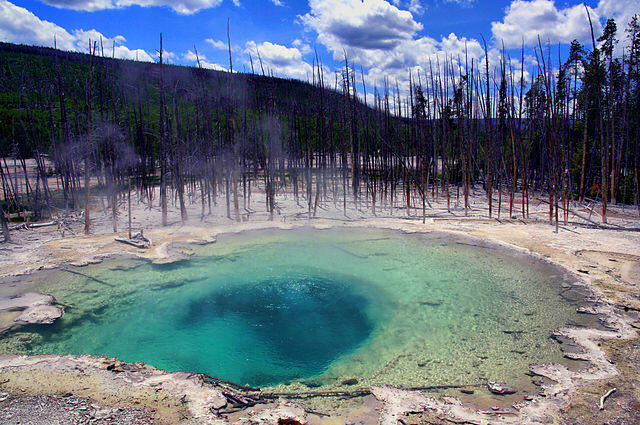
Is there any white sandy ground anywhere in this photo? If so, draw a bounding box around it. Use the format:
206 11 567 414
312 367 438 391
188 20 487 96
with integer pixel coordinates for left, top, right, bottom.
0 183 639 424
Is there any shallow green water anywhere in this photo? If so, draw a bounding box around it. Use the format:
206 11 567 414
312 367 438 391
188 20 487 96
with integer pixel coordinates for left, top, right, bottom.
11 228 586 390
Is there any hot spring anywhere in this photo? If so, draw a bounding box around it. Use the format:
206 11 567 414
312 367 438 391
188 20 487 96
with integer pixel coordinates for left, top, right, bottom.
6 228 587 391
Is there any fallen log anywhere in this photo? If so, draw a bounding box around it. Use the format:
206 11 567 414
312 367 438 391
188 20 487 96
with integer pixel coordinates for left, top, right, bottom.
537 198 640 232
28 221 58 229
9 223 28 231
115 237 150 249
115 231 151 249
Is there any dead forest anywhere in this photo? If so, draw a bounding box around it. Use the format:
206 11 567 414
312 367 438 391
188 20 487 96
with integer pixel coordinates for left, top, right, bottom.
1 15 640 241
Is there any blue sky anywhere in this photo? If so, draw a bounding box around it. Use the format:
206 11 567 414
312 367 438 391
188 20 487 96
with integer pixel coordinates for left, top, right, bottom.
1 0 638 88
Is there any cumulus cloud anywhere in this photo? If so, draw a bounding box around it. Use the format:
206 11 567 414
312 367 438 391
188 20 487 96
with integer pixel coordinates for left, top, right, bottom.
596 0 639 37
300 0 422 53
0 0 153 61
298 0 490 87
205 38 228 50
36 0 223 14
244 41 319 81
204 38 240 52
491 0 639 51
363 33 489 88
292 38 312 55
491 0 600 49
183 49 227 70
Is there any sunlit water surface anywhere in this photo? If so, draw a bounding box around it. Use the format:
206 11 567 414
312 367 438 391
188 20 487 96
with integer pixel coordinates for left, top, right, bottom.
8 228 587 390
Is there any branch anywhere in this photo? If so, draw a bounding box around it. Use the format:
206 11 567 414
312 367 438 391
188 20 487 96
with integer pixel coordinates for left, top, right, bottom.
599 387 616 410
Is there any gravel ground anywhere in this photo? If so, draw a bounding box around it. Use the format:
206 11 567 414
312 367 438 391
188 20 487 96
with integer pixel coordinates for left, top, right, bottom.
0 393 156 425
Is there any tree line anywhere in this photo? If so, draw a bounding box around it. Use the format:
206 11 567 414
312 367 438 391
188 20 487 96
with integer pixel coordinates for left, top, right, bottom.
0 14 639 241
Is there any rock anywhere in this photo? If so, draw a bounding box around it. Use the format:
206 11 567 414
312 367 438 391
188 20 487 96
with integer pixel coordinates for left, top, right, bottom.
191 237 217 246
235 399 307 425
577 306 599 315
0 293 56 311
487 382 517 395
563 352 589 361
341 378 358 386
0 293 64 331
459 388 474 394
15 304 64 325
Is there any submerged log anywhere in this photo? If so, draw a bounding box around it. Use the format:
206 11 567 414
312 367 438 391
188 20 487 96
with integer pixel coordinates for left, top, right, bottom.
200 373 260 392
60 267 115 287
253 383 483 400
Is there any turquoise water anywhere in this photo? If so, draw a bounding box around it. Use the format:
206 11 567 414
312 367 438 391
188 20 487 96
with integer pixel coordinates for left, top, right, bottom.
9 228 585 390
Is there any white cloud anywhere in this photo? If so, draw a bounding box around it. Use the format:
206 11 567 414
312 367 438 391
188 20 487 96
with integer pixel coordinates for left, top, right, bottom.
361 33 488 89
271 0 283 6
392 0 424 14
0 0 153 61
200 61 227 71
300 0 423 54
407 0 424 15
298 0 500 96
491 0 639 51
596 0 638 38
491 0 601 49
205 38 227 50
204 38 240 52
113 45 153 61
159 49 177 63
292 38 312 55
36 0 223 14
183 50 200 62
245 41 319 80
299 0 491 87
183 49 227 70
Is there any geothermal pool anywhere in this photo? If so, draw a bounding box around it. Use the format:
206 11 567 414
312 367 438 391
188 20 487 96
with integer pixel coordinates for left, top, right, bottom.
10 228 586 390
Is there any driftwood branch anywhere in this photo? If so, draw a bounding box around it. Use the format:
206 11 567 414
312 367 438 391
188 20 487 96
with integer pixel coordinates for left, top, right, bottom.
598 388 616 410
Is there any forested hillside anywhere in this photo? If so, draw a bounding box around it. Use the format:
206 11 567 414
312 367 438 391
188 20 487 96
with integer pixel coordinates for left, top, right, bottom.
0 15 639 239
